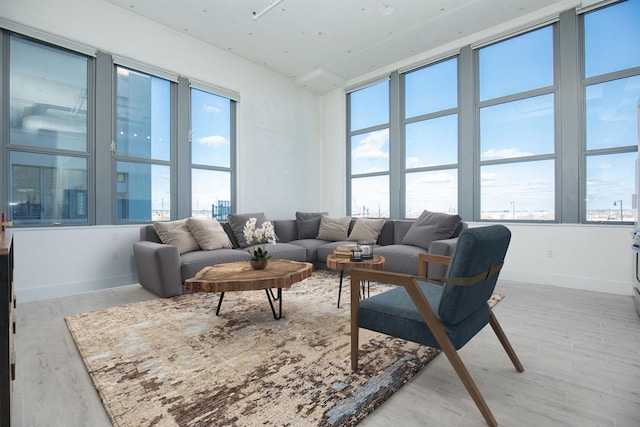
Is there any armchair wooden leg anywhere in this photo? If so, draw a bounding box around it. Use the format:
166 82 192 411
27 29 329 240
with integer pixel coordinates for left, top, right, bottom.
489 309 524 373
439 342 498 427
404 283 498 427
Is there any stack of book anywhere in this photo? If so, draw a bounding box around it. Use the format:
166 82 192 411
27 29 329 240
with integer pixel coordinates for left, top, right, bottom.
332 243 358 258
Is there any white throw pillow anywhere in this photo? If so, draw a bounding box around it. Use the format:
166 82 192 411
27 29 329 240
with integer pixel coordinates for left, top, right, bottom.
347 218 385 242
186 217 232 250
316 215 351 241
153 219 201 254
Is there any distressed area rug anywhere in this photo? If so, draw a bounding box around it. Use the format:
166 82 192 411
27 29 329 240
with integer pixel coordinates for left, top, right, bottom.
66 270 502 427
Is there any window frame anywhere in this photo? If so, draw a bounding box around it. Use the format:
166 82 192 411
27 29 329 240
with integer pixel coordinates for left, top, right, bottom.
475 24 559 223
4 32 95 227
401 56 460 218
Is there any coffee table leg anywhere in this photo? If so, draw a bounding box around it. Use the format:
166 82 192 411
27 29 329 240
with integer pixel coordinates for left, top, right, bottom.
265 288 283 320
337 270 345 308
216 292 225 315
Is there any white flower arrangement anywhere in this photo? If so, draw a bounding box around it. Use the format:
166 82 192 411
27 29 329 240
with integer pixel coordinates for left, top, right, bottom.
243 218 277 262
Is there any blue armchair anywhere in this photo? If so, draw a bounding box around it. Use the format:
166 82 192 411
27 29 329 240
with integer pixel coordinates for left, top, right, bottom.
350 225 523 427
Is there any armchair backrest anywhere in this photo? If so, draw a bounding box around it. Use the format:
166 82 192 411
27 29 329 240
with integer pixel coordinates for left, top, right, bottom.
438 225 511 325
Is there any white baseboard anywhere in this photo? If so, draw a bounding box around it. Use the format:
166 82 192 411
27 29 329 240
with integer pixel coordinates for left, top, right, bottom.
16 274 139 303
501 270 632 296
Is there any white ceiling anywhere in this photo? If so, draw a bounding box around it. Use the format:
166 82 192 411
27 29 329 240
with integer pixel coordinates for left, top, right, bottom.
104 0 587 93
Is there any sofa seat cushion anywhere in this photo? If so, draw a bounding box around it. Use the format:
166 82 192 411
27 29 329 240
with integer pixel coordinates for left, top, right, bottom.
251 242 307 263
316 241 353 263
373 244 427 276
287 239 331 263
180 249 251 282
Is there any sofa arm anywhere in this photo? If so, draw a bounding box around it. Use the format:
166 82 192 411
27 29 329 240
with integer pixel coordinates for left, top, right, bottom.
427 237 459 282
133 241 183 297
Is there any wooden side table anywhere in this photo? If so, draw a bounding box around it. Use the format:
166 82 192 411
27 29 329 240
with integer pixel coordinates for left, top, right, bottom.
326 254 385 308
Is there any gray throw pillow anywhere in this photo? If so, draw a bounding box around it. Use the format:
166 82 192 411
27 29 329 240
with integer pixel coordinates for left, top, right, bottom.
186 217 232 250
347 218 385 242
227 212 268 248
153 219 201 254
296 211 327 239
401 210 462 250
316 215 351 241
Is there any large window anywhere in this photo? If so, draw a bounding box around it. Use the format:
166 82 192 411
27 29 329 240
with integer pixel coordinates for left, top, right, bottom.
191 87 234 220
404 58 458 218
583 0 640 223
478 26 556 221
8 35 90 225
1 28 238 226
348 80 390 218
115 66 172 223
347 2 640 224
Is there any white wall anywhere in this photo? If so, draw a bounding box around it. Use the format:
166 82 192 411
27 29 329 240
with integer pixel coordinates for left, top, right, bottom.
480 223 635 296
12 226 141 302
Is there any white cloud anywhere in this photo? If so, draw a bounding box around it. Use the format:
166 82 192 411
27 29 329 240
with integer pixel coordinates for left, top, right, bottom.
353 130 389 160
482 148 533 159
203 105 221 114
406 156 421 168
481 171 500 186
197 135 229 146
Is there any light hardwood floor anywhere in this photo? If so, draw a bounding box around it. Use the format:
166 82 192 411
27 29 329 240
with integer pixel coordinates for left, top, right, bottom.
12 278 640 427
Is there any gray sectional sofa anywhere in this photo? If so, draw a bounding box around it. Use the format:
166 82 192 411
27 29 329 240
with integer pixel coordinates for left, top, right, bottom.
133 212 466 298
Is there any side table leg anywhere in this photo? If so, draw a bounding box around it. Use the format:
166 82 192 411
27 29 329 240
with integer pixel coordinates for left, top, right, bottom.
337 270 345 308
265 288 283 320
216 292 225 315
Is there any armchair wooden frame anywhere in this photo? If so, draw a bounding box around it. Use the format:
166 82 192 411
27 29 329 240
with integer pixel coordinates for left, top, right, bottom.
350 253 524 427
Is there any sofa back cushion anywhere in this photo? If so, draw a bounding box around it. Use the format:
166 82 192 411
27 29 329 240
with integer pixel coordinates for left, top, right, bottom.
376 220 395 245
140 225 162 243
296 211 327 239
392 220 415 244
227 212 269 248
273 220 297 243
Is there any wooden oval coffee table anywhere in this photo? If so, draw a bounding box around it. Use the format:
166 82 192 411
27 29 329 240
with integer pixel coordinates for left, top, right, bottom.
184 259 313 319
326 254 385 308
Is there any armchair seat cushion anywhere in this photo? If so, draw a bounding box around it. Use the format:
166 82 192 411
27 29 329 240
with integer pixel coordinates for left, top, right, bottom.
359 281 489 350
